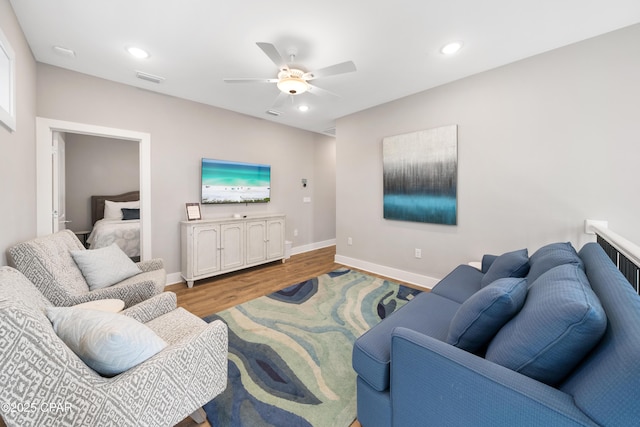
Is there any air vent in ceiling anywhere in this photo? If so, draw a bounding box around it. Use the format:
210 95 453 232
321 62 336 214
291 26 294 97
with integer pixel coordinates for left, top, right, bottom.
265 109 282 117
135 71 165 84
323 127 336 137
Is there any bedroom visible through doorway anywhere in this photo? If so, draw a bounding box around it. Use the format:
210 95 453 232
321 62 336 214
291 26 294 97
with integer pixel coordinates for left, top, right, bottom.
36 118 152 260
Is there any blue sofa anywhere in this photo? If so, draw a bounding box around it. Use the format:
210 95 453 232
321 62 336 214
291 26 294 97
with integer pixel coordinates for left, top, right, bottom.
353 242 640 426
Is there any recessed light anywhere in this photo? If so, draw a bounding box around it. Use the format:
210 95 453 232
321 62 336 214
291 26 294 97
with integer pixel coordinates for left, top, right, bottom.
127 46 150 59
440 41 463 55
298 105 310 112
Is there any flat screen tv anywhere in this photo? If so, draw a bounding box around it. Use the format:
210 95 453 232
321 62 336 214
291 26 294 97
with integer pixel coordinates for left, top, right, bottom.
201 158 271 204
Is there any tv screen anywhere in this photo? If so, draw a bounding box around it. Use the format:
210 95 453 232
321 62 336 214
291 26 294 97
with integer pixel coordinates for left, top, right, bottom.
201 158 271 204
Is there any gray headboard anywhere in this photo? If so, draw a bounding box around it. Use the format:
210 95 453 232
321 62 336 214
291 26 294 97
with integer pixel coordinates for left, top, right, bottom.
90 191 140 225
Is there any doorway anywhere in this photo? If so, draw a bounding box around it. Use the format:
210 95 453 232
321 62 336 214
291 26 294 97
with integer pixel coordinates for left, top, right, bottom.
36 118 152 260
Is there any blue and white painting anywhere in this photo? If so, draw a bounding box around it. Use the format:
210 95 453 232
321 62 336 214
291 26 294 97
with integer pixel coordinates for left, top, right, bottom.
383 125 457 225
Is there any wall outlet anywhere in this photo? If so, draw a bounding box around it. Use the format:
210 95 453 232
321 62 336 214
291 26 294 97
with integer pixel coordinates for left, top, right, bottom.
348 237 353 246
414 248 422 259
294 229 299 237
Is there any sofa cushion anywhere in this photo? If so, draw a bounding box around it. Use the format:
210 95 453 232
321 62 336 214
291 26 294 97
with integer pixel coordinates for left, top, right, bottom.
71 243 142 291
480 249 530 288
486 264 607 385
430 265 484 304
527 242 584 284
353 292 460 391
47 306 167 376
446 277 527 353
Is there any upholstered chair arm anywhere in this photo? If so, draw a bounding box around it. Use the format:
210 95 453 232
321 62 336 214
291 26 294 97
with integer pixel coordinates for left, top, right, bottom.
0 300 228 427
104 318 228 426
121 292 177 323
136 258 165 272
64 279 159 308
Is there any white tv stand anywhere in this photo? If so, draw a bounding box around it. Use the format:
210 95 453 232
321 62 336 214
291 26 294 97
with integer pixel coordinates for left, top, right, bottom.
180 213 285 288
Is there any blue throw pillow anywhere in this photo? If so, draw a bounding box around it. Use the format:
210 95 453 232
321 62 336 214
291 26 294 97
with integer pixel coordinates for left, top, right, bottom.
480 249 530 288
527 242 584 284
446 277 528 354
485 264 607 386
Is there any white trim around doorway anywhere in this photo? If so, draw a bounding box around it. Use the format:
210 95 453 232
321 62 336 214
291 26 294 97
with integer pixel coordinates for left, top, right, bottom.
36 117 152 260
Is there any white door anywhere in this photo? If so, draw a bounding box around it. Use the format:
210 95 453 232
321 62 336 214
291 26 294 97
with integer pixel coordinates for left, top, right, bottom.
246 221 266 264
221 223 245 270
266 219 285 259
52 131 68 232
194 225 220 276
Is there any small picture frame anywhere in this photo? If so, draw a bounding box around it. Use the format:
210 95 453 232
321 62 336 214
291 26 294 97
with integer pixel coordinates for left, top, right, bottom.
185 203 202 221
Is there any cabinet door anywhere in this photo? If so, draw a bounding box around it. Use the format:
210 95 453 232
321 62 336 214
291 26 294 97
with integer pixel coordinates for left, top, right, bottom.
266 218 285 260
221 223 244 270
193 225 220 276
245 221 266 264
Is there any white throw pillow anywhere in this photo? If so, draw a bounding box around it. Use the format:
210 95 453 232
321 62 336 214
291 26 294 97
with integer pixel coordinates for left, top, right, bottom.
104 200 140 220
71 243 142 290
47 306 167 376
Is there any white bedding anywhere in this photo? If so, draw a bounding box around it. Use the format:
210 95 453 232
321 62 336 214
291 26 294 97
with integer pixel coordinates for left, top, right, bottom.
88 219 140 258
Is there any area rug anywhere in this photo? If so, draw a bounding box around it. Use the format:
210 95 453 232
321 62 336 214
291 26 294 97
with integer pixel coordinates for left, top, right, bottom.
202 268 421 427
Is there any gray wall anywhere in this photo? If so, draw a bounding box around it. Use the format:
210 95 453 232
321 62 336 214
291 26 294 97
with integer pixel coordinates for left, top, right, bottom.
65 133 140 232
0 0 37 266
336 24 640 286
36 64 337 277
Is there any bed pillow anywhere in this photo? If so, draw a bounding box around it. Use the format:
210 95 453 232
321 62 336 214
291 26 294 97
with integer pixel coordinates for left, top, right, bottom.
447 277 528 353
71 243 141 290
480 249 530 288
121 208 140 220
104 200 140 220
47 306 167 376
486 264 607 386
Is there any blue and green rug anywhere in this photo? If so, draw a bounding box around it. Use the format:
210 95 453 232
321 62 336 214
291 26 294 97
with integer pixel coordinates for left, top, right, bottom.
203 268 420 427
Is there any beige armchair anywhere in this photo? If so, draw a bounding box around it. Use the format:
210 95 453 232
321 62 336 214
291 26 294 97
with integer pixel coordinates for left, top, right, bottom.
7 230 166 308
0 266 228 427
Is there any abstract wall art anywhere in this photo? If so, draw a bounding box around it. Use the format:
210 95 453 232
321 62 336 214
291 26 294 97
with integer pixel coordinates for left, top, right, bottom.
382 125 458 225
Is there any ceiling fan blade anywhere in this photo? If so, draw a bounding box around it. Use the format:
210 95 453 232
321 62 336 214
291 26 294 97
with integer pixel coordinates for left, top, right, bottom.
256 42 288 70
303 61 356 80
271 92 290 108
223 78 278 84
307 84 339 97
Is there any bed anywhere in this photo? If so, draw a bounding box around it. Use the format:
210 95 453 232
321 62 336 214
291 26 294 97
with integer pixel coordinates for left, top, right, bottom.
87 191 141 258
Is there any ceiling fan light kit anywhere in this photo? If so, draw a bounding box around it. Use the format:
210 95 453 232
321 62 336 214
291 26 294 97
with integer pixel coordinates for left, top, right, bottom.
277 75 309 95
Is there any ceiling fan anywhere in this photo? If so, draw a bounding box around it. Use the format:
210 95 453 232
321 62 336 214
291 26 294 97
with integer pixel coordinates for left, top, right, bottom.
224 42 357 107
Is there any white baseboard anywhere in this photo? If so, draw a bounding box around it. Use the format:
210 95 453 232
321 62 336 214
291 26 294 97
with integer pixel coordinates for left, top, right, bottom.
334 255 439 290
165 239 338 286
291 239 336 255
166 272 183 286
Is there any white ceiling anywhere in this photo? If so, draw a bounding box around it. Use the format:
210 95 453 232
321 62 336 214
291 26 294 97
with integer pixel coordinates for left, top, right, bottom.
10 0 640 135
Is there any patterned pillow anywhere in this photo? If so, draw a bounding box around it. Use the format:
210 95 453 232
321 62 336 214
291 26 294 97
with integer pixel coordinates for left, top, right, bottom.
47 307 167 376
447 277 528 353
486 264 607 385
480 249 530 287
71 243 141 290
